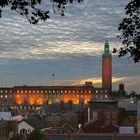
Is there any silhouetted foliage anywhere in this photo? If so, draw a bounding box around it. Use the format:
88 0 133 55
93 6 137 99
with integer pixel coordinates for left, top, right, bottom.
111 90 127 99
27 129 47 140
129 90 137 98
9 134 25 140
9 129 49 140
0 0 83 24
114 0 140 62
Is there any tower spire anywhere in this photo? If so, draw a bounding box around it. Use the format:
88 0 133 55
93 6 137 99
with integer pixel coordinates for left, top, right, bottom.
104 40 110 54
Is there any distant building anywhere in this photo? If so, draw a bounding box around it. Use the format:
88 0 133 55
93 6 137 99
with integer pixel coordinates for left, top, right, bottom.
119 83 125 92
0 120 18 140
62 111 78 130
137 100 140 134
83 100 119 133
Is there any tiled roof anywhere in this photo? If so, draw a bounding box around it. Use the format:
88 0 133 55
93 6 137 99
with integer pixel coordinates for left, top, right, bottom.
23 117 47 129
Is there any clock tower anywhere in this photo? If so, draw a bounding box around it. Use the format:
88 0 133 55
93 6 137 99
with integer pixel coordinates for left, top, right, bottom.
102 41 112 92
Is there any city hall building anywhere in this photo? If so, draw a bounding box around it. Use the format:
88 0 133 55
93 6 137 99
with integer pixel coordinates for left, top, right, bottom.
0 41 112 107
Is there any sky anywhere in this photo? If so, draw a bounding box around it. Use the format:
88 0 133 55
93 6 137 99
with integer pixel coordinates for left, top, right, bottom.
0 0 140 93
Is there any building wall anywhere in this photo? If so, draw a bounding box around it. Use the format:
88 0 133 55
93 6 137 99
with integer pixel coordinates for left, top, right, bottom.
89 108 119 126
0 121 18 140
0 86 109 106
18 121 34 134
45 113 62 126
137 100 140 133
0 88 13 105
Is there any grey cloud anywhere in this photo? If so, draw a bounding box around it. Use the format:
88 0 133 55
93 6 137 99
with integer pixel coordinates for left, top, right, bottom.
0 0 139 92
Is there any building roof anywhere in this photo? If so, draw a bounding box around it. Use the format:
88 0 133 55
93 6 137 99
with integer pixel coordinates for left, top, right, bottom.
118 100 136 111
63 111 77 117
22 117 47 130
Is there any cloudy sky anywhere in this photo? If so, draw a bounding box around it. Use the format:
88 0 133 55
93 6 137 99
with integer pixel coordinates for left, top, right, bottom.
0 0 140 93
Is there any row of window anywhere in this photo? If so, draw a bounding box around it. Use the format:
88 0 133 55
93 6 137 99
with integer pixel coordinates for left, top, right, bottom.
0 95 9 98
46 113 61 117
0 89 108 94
0 94 92 99
15 94 91 98
0 90 12 93
0 94 107 99
104 112 117 119
16 90 92 94
16 90 108 94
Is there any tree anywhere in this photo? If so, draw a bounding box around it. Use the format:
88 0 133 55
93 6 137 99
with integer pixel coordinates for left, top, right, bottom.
26 129 48 140
129 90 137 98
0 0 83 24
114 0 140 62
9 134 26 140
9 129 49 140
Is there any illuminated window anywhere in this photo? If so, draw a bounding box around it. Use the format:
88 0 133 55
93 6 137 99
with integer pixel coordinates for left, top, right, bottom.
5 90 7 93
89 90 91 93
57 91 59 93
77 95 79 97
96 90 98 93
0 90 3 93
49 91 51 93
45 91 47 93
29 91 31 93
81 95 83 98
41 91 43 93
84 100 88 104
77 99 79 104
5 95 7 98
25 90 27 93
77 91 79 93
17 95 19 98
61 90 63 93
53 90 55 93
21 90 23 93
17 90 19 93
105 94 108 98
69 91 71 93
65 90 67 93
37 91 39 93
73 91 75 93
33 90 35 93
1 95 3 98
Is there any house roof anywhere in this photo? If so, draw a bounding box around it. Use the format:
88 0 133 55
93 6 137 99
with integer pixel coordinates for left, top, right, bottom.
22 117 47 130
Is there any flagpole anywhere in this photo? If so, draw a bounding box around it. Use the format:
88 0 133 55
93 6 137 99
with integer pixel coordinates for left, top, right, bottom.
52 73 55 86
